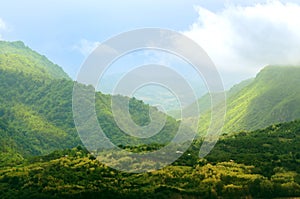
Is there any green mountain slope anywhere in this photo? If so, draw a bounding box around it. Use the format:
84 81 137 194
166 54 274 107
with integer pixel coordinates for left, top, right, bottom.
0 69 79 166
0 41 179 166
183 78 254 118
197 65 300 134
0 41 69 80
224 66 300 132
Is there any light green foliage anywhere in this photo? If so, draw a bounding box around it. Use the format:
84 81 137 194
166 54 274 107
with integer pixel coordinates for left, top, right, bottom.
0 41 69 80
197 66 300 134
0 146 299 198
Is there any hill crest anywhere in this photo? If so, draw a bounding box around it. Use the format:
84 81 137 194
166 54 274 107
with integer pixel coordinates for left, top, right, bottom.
0 40 69 80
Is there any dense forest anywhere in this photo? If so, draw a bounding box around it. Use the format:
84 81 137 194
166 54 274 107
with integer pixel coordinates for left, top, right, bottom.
0 68 179 166
0 120 300 198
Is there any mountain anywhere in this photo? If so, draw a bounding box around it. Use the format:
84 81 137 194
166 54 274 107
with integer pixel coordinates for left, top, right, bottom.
197 65 300 134
0 41 179 166
0 40 300 198
182 78 254 118
224 65 300 132
0 41 69 80
0 41 74 165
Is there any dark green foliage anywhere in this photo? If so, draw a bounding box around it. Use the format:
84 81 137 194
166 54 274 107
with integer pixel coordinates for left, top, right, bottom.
0 67 179 165
0 145 299 199
1 120 300 198
206 120 300 178
0 69 79 162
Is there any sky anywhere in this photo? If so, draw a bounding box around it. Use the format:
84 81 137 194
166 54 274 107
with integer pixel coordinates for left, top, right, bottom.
1 0 300 90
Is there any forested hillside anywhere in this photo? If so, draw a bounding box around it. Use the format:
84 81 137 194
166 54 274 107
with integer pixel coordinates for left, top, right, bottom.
197 66 300 134
0 41 178 166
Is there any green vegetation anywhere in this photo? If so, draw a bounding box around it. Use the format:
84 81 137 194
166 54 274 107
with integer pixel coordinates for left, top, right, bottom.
0 69 79 166
0 41 179 166
0 41 300 198
0 41 69 80
197 65 300 134
206 120 300 177
0 120 300 198
184 78 254 118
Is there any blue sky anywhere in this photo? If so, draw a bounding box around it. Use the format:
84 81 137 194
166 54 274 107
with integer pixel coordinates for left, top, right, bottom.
0 0 200 78
1 0 300 89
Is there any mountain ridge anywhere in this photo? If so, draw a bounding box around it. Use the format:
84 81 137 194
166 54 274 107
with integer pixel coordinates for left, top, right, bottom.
0 40 69 80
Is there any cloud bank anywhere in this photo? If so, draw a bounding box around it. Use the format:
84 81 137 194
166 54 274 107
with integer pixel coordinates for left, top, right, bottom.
184 0 300 85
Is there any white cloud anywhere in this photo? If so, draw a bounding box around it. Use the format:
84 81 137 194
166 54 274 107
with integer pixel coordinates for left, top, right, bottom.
73 39 100 57
183 0 300 85
0 18 7 40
